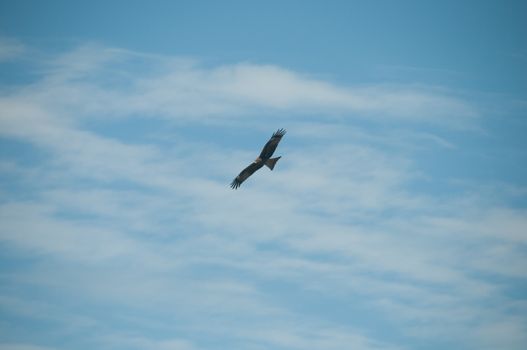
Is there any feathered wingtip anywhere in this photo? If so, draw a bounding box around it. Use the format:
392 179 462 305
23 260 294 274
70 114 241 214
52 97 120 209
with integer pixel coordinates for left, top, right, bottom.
230 178 241 189
272 128 286 138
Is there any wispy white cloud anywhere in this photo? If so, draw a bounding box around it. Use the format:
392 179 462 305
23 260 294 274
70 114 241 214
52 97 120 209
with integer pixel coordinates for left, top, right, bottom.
0 37 25 62
0 43 477 130
132 62 476 124
0 345 57 350
96 335 196 350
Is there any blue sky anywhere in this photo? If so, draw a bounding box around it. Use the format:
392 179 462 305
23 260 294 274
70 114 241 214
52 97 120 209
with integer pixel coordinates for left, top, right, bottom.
0 1 526 350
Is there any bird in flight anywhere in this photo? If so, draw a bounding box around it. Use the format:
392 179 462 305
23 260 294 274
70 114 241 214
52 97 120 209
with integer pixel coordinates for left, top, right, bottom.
230 128 286 189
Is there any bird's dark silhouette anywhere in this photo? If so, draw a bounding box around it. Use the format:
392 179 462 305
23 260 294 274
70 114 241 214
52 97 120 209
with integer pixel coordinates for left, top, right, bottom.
230 128 286 189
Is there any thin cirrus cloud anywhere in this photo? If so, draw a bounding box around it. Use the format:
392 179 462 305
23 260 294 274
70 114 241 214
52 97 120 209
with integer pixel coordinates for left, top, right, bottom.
1 43 477 127
0 42 526 350
133 62 476 124
0 37 25 61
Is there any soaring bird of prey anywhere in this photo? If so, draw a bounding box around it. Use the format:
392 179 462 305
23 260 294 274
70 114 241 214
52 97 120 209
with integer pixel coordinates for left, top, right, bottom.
230 128 286 189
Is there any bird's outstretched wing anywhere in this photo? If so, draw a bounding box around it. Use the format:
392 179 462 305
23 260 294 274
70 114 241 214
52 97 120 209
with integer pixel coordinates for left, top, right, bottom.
258 128 286 160
230 161 264 189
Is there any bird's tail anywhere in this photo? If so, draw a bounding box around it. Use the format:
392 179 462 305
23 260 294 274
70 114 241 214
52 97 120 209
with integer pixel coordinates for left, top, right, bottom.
265 156 281 170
